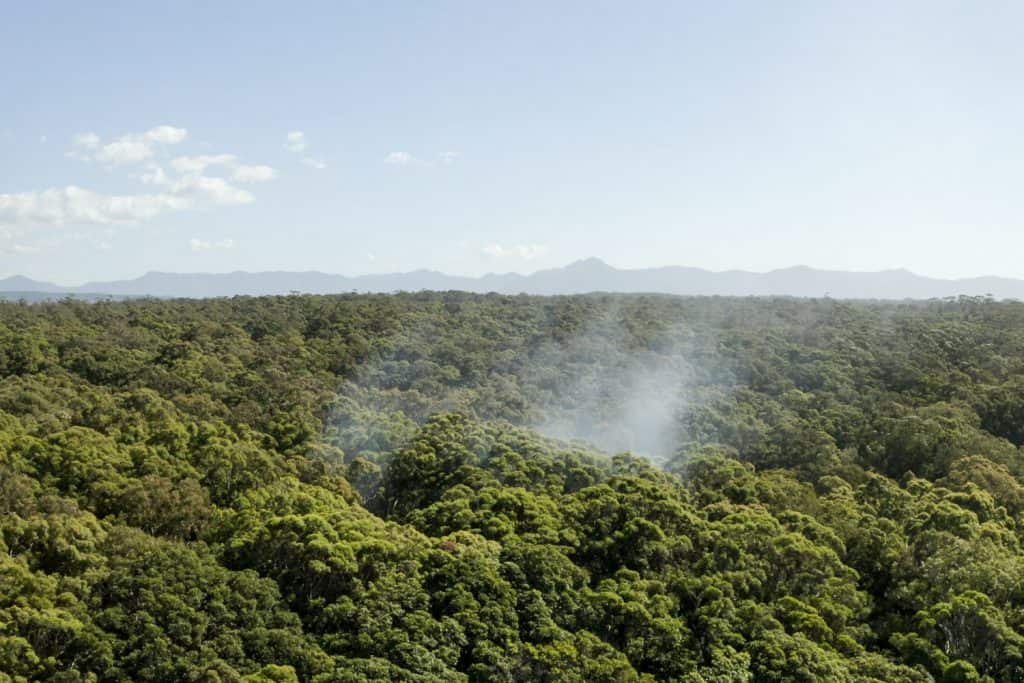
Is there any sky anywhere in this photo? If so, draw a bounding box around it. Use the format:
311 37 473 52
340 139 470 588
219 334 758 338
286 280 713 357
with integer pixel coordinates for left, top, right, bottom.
2 1 1023 285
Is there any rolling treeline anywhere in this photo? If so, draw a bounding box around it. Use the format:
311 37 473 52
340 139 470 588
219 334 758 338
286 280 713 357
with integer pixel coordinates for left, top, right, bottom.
3 292 1024 681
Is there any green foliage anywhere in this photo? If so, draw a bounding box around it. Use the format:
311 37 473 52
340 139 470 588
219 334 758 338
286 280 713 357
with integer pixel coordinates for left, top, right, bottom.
3 292 1024 680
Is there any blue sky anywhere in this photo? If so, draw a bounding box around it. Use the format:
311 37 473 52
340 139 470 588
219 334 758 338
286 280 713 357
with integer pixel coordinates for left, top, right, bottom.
2 1 1023 284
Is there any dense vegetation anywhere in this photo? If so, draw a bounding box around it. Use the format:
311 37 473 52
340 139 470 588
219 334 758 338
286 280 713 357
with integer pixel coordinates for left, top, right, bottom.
3 292 1024 681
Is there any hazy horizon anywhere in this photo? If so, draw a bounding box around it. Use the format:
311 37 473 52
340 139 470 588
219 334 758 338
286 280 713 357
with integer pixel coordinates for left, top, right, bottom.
9 256 1024 290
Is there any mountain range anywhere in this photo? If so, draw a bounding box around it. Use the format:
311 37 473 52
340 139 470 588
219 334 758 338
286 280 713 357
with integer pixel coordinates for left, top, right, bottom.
3 259 1023 300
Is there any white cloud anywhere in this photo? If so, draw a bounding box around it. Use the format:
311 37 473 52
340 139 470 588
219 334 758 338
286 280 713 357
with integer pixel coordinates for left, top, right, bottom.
385 151 424 166
1 170 260 231
481 243 549 261
0 186 192 227
169 155 275 183
231 164 276 183
170 175 254 206
3 126 275 253
284 131 307 153
285 133 327 169
145 125 188 145
140 165 169 186
96 139 153 165
170 154 237 174
69 125 188 166
385 151 458 168
189 237 235 252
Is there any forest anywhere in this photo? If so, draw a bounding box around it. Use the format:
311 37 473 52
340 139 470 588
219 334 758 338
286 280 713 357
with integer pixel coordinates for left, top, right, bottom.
3 291 1024 682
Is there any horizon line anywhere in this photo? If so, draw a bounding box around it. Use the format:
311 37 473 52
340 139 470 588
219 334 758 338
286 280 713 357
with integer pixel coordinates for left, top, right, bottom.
4 258 1023 290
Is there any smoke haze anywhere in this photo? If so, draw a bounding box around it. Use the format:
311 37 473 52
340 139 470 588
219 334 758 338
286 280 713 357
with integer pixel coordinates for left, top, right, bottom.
522 307 701 463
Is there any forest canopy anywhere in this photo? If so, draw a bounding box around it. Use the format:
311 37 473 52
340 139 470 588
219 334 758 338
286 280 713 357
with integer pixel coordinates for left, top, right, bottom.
2 292 1024 681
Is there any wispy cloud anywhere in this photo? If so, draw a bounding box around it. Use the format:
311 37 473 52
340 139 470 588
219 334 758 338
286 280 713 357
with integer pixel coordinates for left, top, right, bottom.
1 186 192 227
170 174 254 206
168 155 276 183
68 125 188 166
189 237 235 252
231 164 276 183
1 229 119 256
385 150 459 168
284 131 307 153
169 154 237 174
384 151 420 166
1 124 275 246
285 132 327 170
481 243 549 260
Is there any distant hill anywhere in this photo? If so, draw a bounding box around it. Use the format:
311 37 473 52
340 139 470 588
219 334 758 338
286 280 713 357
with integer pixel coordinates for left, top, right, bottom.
0 291 131 303
4 259 1023 300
